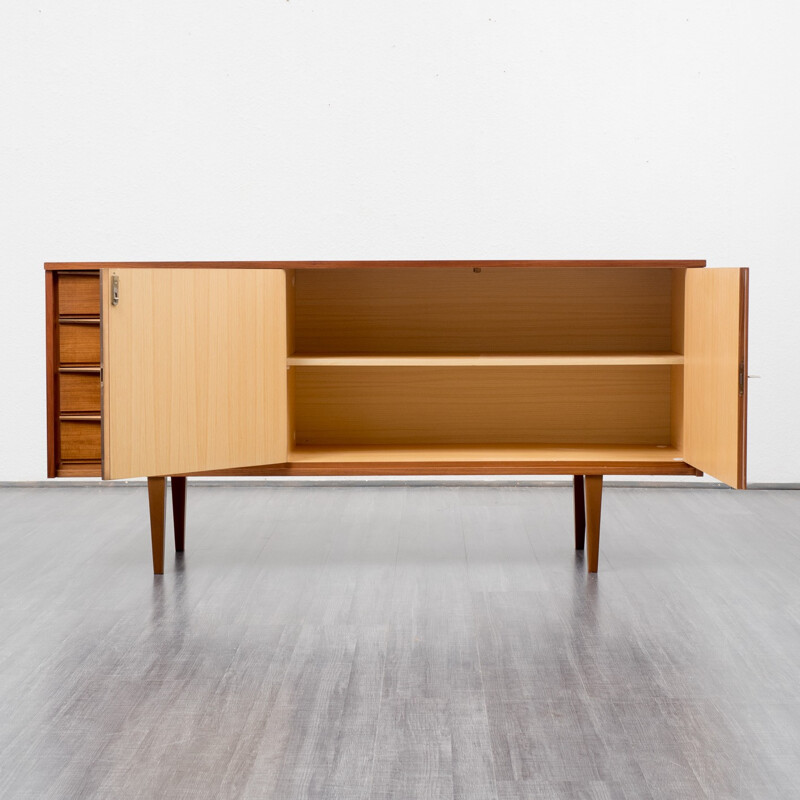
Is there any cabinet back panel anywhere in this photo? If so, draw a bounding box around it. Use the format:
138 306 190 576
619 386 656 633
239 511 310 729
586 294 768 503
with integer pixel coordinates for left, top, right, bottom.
294 366 671 445
294 268 672 353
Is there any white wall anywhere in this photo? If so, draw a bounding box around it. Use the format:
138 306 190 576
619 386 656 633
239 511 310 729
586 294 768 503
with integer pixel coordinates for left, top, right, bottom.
1 0 798 482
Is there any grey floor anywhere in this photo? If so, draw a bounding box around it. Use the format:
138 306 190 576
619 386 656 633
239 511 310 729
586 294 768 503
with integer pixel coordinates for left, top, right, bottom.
1 485 799 799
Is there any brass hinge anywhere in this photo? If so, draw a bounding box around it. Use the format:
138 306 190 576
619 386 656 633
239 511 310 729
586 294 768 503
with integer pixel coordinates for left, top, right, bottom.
739 363 744 396
111 273 119 306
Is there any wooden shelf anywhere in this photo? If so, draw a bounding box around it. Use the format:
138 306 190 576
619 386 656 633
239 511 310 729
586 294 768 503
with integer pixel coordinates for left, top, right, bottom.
287 352 684 367
289 443 684 464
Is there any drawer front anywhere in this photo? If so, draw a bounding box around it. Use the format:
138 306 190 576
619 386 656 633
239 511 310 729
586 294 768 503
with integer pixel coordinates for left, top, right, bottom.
59 372 101 413
59 322 101 365
60 419 101 461
59 274 100 316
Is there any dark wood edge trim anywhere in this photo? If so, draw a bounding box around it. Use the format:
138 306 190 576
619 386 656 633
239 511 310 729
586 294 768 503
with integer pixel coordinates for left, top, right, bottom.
45 271 58 477
45 260 707 271
179 462 703 478
738 268 749 489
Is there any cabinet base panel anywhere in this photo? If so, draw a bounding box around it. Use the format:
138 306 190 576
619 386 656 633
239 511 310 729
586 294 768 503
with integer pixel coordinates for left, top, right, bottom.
183 444 699 477
186 463 701 478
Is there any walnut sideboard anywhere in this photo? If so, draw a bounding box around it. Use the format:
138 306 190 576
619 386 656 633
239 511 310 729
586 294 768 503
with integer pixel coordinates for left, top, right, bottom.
45 260 748 574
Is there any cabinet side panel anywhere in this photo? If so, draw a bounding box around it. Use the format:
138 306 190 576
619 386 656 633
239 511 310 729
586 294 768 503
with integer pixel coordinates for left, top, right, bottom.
739 269 749 488
286 269 296 453
671 269 686 354
670 365 684 450
45 271 58 477
104 268 288 479
669 270 686 450
684 268 748 488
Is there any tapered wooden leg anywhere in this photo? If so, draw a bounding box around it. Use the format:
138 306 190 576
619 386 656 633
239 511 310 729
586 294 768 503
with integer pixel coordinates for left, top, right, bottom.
585 475 603 574
171 476 187 553
147 477 166 575
573 475 586 550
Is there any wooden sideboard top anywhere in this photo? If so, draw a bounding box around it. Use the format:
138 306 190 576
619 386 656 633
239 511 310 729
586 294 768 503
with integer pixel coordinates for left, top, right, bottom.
44 260 706 271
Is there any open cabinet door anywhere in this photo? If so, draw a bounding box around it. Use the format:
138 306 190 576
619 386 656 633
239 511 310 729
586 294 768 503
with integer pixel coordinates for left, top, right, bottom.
102 268 287 480
684 268 749 488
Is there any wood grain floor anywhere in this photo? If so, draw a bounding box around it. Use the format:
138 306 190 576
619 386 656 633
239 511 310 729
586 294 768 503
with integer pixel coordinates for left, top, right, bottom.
1 484 799 799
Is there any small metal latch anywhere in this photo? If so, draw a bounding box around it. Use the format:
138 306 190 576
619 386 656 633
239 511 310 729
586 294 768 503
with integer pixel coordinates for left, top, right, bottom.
111 274 119 306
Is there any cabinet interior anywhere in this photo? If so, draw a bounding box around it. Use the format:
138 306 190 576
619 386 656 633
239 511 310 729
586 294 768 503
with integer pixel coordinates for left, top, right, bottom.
287 267 687 462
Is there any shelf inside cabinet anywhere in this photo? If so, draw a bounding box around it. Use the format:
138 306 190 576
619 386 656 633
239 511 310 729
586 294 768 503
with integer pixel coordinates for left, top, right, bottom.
287 352 685 367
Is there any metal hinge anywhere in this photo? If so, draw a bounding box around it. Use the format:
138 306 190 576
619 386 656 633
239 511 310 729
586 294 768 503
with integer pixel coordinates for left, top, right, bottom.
111 274 119 306
739 363 744 396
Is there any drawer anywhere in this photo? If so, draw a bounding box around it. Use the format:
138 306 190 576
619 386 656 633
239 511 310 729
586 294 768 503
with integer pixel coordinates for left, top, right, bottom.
59 372 100 413
60 418 101 461
59 273 100 316
59 322 100 365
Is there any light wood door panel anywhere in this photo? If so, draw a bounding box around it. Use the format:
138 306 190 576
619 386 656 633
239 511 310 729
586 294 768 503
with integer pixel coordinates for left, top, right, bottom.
102 268 288 480
684 268 748 488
